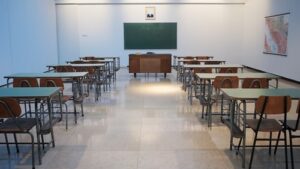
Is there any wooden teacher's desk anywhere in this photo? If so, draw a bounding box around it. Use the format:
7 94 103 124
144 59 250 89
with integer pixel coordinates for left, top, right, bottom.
129 53 171 78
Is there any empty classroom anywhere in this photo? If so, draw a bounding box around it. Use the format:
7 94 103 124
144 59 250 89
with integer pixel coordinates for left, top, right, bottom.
1 1 300 169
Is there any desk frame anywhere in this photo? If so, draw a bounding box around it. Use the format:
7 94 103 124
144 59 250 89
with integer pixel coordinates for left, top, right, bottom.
222 88 300 168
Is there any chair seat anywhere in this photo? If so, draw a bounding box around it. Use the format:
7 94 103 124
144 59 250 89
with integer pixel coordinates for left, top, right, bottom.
247 119 282 132
73 96 84 103
52 95 72 103
0 118 36 132
283 120 300 131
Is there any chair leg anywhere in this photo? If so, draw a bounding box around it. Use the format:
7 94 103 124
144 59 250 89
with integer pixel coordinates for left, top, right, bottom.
73 102 77 124
236 137 243 155
36 126 41 165
201 103 205 119
4 133 10 154
220 95 224 122
289 130 294 169
41 134 45 150
249 131 259 169
284 130 289 169
13 133 19 153
28 132 35 169
65 103 69 130
81 103 84 117
274 130 281 155
269 132 272 155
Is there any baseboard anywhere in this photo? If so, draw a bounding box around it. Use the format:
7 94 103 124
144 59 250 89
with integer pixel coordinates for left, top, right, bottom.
243 65 300 84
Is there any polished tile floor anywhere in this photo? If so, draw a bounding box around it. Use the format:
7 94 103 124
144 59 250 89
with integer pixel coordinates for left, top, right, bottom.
0 68 300 169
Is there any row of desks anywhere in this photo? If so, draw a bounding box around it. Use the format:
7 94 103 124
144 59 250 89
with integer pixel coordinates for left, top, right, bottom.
176 57 300 168
180 64 244 90
0 57 120 166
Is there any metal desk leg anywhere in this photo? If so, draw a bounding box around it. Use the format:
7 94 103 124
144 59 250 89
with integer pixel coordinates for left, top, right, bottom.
229 99 236 150
34 101 42 164
242 100 247 168
47 98 55 147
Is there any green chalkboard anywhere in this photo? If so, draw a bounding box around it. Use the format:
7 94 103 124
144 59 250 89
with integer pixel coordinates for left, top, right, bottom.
124 23 177 49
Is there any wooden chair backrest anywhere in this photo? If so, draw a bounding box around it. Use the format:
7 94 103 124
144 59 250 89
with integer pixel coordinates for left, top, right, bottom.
242 78 269 88
40 78 64 89
83 56 96 60
13 78 38 87
196 56 210 60
205 61 222 65
183 61 200 65
219 67 238 73
255 96 291 115
86 60 104 64
184 56 194 60
70 60 85 64
213 76 239 89
0 98 21 118
193 68 212 73
55 66 74 72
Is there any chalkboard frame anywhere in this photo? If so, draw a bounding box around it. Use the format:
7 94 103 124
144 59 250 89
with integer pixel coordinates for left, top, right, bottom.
124 22 177 49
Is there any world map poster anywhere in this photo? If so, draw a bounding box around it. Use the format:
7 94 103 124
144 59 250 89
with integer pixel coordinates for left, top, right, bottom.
264 13 289 56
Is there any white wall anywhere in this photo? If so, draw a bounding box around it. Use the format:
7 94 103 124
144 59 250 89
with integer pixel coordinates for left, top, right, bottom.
0 0 58 84
242 0 300 81
0 0 13 85
56 3 244 66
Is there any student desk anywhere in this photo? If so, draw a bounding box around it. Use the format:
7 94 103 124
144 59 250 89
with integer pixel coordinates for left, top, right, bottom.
173 56 214 67
221 88 300 168
177 59 226 65
77 59 118 80
181 64 244 90
0 87 61 164
5 72 88 98
73 61 116 81
63 62 115 82
79 56 120 72
193 73 280 127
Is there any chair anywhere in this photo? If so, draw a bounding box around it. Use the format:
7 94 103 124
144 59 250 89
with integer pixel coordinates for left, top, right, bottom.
85 60 105 64
182 61 201 91
0 98 41 169
82 56 96 60
13 78 39 87
200 76 239 126
219 67 238 73
246 96 291 169
189 68 212 104
95 66 109 101
13 78 39 117
184 56 194 60
40 78 83 130
274 100 300 169
54 65 74 72
73 66 96 97
242 78 270 119
242 78 269 88
196 56 210 60
205 61 222 65
183 60 200 65
69 60 85 64
213 76 239 119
